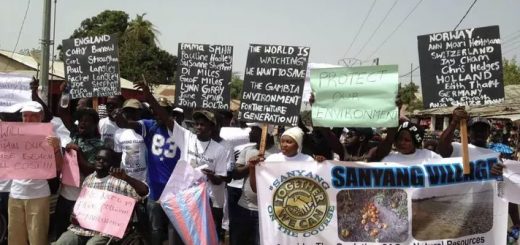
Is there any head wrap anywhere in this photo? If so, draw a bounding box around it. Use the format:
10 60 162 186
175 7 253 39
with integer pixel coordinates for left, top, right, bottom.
281 127 304 152
396 121 424 147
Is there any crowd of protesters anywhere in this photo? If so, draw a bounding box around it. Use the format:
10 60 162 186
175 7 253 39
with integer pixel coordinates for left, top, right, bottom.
0 79 516 245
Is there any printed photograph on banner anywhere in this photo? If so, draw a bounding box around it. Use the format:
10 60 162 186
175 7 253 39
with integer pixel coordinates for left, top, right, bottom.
412 182 494 240
336 189 408 243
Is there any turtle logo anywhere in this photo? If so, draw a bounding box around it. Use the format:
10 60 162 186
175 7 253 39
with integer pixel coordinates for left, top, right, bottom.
272 177 329 233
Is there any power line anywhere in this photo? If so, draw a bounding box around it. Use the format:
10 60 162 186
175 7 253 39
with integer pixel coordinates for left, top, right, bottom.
341 0 377 58
399 0 478 78
365 0 424 61
453 0 478 30
353 0 399 59
3 0 31 70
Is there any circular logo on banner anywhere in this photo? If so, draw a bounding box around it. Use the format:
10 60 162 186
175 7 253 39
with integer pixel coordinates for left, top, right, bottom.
272 177 329 233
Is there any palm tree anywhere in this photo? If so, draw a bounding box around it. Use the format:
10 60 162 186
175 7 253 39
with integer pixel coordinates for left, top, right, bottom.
125 13 160 46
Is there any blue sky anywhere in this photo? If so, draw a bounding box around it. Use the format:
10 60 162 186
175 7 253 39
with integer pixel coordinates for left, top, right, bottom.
1 0 519 85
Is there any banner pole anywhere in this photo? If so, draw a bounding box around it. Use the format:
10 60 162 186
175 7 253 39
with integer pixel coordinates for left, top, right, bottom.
460 119 470 174
259 124 268 156
92 97 98 112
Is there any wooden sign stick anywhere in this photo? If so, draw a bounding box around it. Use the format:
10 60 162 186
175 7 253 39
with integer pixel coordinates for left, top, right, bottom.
259 124 268 156
460 119 470 174
92 97 99 112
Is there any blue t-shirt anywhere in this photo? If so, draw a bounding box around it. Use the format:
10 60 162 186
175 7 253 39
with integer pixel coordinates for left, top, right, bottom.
138 119 181 200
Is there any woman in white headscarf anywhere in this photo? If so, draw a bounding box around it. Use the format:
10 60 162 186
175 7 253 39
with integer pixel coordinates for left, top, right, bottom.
248 127 314 193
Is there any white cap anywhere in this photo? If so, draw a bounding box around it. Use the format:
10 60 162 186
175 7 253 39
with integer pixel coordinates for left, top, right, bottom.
173 107 184 113
282 127 304 152
20 101 43 113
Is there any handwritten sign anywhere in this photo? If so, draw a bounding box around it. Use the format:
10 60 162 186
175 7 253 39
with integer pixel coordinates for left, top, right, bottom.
174 43 233 110
418 25 504 108
73 187 136 238
238 44 310 126
62 34 121 99
0 74 32 112
62 149 80 187
310 65 399 127
0 122 56 179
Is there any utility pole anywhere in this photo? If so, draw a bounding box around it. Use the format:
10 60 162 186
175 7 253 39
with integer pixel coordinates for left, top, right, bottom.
410 63 413 84
39 0 52 104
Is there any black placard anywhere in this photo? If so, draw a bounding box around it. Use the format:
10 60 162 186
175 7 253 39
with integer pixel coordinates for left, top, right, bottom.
418 25 504 108
174 43 233 110
238 44 310 126
62 34 121 99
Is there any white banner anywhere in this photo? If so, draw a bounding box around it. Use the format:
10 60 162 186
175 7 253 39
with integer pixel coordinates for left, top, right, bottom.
0 74 32 112
256 154 507 245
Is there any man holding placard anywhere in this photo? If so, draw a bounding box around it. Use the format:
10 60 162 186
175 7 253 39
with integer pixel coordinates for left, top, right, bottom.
7 101 63 245
55 147 148 244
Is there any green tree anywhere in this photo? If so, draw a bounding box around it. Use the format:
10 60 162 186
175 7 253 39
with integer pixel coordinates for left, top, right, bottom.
230 73 244 99
125 13 160 45
504 57 520 86
398 82 423 112
60 10 176 85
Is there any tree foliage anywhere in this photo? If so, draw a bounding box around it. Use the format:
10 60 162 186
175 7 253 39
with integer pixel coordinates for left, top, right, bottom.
398 82 423 112
59 10 176 85
230 73 244 100
504 57 520 86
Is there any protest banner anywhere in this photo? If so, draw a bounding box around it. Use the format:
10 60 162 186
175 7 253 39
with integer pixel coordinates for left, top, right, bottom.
175 43 233 110
73 187 136 238
0 122 56 179
161 182 218 245
256 154 507 245
238 44 310 126
0 74 32 112
418 25 504 109
310 65 399 128
62 149 80 187
62 34 121 99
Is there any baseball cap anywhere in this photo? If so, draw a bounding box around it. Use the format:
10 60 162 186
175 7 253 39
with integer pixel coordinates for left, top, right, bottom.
122 99 142 109
192 110 216 125
20 101 43 113
173 107 184 113
157 97 171 107
469 117 491 128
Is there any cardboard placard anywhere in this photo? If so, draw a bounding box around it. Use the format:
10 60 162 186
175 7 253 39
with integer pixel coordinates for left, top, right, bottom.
310 65 399 127
418 25 504 108
175 43 233 110
0 74 32 112
0 122 56 179
62 34 121 99
238 44 310 126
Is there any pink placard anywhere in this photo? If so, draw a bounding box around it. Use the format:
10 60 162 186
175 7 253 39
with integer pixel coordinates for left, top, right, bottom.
62 150 80 187
73 187 136 238
0 122 56 179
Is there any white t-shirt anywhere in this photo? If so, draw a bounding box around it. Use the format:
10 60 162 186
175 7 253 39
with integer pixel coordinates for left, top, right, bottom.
237 145 279 211
51 116 72 148
382 149 442 164
10 179 50 199
172 121 232 208
265 152 315 162
114 128 148 183
219 128 251 189
98 117 119 149
0 180 12 193
451 142 498 158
